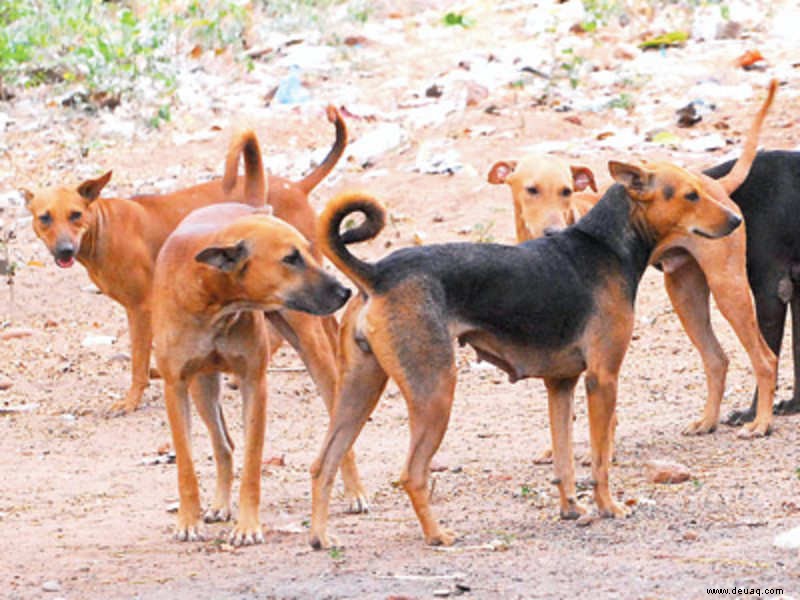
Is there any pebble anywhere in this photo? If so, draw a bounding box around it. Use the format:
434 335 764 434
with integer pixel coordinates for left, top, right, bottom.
644 460 691 484
42 580 61 592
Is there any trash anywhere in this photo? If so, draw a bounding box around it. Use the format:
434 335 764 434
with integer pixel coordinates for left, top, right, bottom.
639 31 690 50
675 100 714 128
274 66 311 105
413 141 463 175
81 335 116 348
774 525 800 550
346 123 408 167
142 451 176 466
166 501 180 513
81 284 102 294
443 12 475 28
648 130 681 146
682 133 726 153
0 403 38 414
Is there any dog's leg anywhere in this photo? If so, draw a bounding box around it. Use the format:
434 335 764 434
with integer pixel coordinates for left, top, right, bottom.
664 264 727 435
544 376 584 519
725 278 787 426
309 336 387 550
230 368 267 546
165 377 203 541
706 269 777 437
585 371 628 518
190 373 233 523
774 293 800 415
109 306 152 414
270 310 368 513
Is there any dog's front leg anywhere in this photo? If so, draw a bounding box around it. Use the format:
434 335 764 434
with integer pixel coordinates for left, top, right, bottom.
585 371 628 518
544 377 584 519
230 371 267 546
111 305 152 414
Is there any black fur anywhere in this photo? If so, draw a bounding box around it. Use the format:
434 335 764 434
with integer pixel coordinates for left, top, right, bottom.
705 150 800 421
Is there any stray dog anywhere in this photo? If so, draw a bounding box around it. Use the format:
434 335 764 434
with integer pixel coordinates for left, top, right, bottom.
488 80 778 438
152 203 351 544
22 106 346 414
309 146 746 546
487 154 598 240
706 149 800 425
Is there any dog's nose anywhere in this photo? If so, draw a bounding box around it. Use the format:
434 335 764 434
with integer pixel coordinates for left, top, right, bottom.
332 284 351 305
727 214 742 232
54 242 75 260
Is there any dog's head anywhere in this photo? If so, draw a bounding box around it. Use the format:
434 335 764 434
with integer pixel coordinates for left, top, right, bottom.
609 160 741 241
195 215 351 315
22 171 112 268
488 155 597 240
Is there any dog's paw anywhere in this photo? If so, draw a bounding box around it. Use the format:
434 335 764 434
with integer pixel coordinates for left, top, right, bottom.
345 493 370 514
229 521 265 546
174 522 205 542
532 448 554 465
598 501 629 519
309 530 339 550
560 500 587 520
203 506 232 523
426 527 456 547
682 418 717 436
774 398 800 415
737 420 771 439
723 408 754 427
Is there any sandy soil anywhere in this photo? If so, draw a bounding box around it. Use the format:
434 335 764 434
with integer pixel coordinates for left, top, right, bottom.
1 2 799 599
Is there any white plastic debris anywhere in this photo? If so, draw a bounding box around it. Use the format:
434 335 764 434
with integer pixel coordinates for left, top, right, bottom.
413 140 463 175
81 335 116 348
346 123 408 167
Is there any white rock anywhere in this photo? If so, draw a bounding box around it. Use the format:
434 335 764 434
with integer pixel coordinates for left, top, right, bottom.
81 335 116 348
774 525 800 550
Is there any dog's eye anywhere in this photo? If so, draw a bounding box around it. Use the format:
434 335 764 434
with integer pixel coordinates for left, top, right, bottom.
282 248 304 268
38 212 52 226
68 210 82 222
684 190 699 202
561 187 572 197
526 186 539 195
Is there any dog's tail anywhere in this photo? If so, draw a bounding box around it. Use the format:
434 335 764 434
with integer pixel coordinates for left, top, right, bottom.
222 129 266 206
317 191 386 293
295 105 347 195
718 78 777 195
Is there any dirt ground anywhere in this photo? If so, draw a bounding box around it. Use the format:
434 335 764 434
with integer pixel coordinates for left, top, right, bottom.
1 2 799 599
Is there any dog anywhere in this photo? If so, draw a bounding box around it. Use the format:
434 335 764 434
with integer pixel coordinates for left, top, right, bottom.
307 139 752 546
152 203 351 545
487 80 778 439
22 106 346 414
706 149 800 425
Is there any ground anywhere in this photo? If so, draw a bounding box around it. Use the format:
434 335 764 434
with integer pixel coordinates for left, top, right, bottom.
1 1 799 599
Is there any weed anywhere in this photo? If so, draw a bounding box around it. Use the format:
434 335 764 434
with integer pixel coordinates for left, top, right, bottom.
608 93 635 110
443 12 475 28
472 220 495 244
328 546 344 561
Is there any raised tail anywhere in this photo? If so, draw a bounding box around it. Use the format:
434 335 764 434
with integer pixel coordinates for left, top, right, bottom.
222 129 266 206
317 191 386 293
296 105 348 194
719 78 777 194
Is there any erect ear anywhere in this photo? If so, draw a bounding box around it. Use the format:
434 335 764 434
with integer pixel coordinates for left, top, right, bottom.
570 165 597 192
487 160 517 185
195 240 250 272
20 188 34 208
608 161 654 197
77 170 112 202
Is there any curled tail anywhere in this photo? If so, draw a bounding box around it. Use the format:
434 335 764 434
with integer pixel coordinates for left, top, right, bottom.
222 129 266 206
317 191 386 293
296 105 348 194
719 78 777 194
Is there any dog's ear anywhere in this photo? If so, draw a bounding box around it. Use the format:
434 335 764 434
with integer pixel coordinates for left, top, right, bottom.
570 165 597 192
608 161 654 197
195 240 250 272
77 170 112 202
487 160 517 185
19 188 34 208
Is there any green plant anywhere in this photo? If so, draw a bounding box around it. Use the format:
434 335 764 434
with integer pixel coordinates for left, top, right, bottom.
560 47 584 89
581 0 621 32
328 546 344 560
608 93 634 110
443 12 475 28
472 220 495 243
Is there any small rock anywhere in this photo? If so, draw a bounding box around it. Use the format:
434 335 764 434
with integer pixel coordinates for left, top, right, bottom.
433 589 452 598
683 530 700 541
166 501 180 513
42 580 61 592
109 352 131 363
644 459 691 484
81 334 116 348
488 537 509 551
1 327 35 340
774 525 800 550
576 514 596 527
264 454 285 467
81 284 102 294
0 377 12 391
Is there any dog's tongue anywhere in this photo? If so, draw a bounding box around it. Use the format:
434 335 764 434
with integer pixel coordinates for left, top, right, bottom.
56 257 75 268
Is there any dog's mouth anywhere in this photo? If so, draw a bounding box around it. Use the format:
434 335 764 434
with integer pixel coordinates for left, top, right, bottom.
55 255 75 268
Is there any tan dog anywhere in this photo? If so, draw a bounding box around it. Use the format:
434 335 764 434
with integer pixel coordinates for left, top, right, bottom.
23 106 346 415
153 203 351 544
488 154 598 240
488 79 778 438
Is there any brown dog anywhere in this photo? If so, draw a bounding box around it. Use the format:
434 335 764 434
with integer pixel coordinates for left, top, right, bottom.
153 203 351 544
488 80 778 438
23 106 346 414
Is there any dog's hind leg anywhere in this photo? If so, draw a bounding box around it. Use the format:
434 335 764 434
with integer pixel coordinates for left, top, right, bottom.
664 264 728 435
165 378 203 541
190 372 233 523
775 292 800 415
545 376 585 519
309 330 388 550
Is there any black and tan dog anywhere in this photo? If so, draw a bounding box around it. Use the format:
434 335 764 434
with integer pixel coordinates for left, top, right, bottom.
153 203 351 544
308 158 751 547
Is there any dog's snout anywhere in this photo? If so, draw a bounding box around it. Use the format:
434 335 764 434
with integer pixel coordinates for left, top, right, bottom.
329 281 351 306
727 213 742 233
55 244 75 260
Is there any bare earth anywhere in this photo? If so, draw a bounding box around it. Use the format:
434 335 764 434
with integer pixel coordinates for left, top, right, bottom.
1 2 799 599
